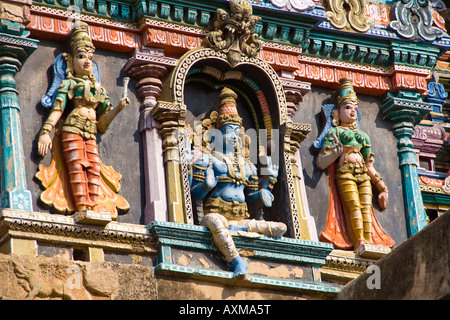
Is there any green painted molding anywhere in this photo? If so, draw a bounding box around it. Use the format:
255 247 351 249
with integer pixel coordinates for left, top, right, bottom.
148 220 339 295
422 193 450 207
381 90 433 124
155 262 340 294
147 221 334 265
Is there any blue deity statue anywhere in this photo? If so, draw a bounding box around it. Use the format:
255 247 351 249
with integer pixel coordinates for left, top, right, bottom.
190 87 286 278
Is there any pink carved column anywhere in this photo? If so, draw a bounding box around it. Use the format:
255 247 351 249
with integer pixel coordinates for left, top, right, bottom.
278 70 318 241
124 47 177 224
278 70 311 121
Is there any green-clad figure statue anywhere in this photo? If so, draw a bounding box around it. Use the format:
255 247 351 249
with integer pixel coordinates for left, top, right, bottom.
36 22 130 219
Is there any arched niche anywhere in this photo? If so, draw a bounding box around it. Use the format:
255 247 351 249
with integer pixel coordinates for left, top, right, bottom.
154 47 308 239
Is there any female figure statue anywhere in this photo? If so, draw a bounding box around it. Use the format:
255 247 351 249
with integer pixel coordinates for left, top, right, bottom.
315 78 394 250
190 87 286 278
36 22 130 218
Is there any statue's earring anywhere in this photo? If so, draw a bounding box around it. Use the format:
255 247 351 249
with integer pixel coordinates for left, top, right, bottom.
64 53 74 78
332 109 340 127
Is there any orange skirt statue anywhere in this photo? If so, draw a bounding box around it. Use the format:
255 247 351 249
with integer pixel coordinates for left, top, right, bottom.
36 127 129 219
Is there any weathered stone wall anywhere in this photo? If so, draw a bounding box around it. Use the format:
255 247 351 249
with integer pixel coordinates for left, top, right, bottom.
294 86 408 247
16 38 144 225
0 253 312 300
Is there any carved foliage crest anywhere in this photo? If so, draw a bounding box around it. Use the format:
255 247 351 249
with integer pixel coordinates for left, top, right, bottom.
203 0 262 67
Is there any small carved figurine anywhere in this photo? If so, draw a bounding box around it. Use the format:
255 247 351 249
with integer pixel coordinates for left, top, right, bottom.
36 22 130 218
190 87 286 278
315 78 395 251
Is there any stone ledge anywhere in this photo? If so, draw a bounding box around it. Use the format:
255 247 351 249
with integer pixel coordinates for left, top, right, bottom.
148 221 339 297
155 262 339 296
320 249 379 284
0 209 157 259
148 221 334 265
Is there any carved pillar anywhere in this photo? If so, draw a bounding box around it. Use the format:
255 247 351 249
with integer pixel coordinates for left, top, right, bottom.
279 71 318 240
124 47 177 224
381 90 432 236
0 18 37 212
151 101 191 224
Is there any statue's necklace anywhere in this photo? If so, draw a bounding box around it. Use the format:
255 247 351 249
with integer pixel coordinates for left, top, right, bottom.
213 151 246 181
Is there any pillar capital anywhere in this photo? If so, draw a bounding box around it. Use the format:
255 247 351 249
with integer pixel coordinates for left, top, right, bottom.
0 19 37 64
278 70 311 120
381 90 432 125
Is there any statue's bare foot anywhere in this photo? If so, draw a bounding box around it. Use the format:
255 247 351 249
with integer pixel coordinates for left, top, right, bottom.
228 256 248 279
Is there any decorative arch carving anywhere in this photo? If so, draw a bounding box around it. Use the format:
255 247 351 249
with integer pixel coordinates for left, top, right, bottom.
153 46 312 239
151 0 315 239
162 47 289 126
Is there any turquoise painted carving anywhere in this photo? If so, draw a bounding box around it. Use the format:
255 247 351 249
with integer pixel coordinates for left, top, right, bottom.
423 73 448 123
0 21 37 212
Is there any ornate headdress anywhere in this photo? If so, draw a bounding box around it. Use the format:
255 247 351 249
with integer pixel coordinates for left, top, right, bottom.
337 78 358 108
215 87 242 128
64 22 97 80
70 21 95 55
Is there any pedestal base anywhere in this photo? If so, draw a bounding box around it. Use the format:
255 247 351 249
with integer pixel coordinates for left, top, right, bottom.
73 210 112 226
355 243 391 259
0 209 156 263
148 221 340 297
320 247 390 284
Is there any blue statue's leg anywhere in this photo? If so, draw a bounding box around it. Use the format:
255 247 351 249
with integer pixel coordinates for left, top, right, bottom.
228 224 248 232
246 219 287 237
202 213 249 277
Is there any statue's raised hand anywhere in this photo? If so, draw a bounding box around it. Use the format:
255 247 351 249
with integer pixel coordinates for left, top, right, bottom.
118 96 130 110
330 131 343 155
204 167 218 190
259 146 278 178
316 130 343 170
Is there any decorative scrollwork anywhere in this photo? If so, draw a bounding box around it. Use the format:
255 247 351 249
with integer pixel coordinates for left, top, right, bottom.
390 0 444 41
203 0 262 67
323 0 370 33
